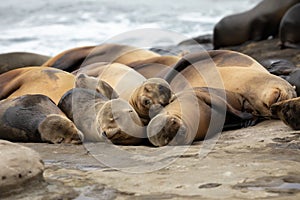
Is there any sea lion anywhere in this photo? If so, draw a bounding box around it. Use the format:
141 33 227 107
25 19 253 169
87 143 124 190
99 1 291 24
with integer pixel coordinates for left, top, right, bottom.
0 52 50 74
271 97 300 130
0 67 75 104
74 69 173 125
43 43 160 72
0 94 82 143
147 87 254 147
164 50 296 117
259 58 296 76
279 3 300 49
58 88 145 145
213 0 300 49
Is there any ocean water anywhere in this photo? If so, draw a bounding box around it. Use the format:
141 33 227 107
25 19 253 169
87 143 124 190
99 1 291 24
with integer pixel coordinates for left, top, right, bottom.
0 0 260 56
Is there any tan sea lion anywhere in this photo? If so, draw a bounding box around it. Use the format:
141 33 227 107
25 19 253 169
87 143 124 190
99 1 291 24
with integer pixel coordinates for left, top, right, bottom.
271 97 300 130
164 50 297 117
0 67 75 104
279 3 300 49
213 0 300 49
147 87 254 146
74 67 173 125
58 88 145 145
43 43 160 72
0 52 50 74
0 94 82 143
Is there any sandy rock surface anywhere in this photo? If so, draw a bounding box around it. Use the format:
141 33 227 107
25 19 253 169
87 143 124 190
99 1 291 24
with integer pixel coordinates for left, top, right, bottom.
5 120 298 200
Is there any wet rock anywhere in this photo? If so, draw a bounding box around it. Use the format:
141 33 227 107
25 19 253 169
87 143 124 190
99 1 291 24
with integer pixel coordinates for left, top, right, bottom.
0 140 44 197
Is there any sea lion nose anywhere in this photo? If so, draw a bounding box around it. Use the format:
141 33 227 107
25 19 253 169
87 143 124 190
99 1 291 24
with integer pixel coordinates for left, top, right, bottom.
149 104 163 118
102 131 107 138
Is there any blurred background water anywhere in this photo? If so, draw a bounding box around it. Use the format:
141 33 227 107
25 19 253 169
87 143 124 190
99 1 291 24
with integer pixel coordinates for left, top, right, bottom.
0 0 260 55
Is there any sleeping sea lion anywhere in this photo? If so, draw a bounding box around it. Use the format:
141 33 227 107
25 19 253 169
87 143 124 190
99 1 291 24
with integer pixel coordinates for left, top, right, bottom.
0 52 50 74
147 87 254 146
164 50 296 117
0 94 82 143
58 88 145 145
0 67 75 104
279 3 300 49
213 0 300 49
43 43 160 72
271 97 300 130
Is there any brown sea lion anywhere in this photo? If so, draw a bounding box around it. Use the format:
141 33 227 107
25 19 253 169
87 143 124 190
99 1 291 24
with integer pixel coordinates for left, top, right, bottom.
213 0 300 49
164 50 296 117
0 52 50 74
58 88 145 145
271 97 300 130
147 87 254 146
279 3 300 49
0 94 82 143
0 67 75 104
43 43 160 72
286 69 300 96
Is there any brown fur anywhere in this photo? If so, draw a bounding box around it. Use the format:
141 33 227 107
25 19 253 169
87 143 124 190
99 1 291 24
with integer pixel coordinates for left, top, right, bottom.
0 67 75 104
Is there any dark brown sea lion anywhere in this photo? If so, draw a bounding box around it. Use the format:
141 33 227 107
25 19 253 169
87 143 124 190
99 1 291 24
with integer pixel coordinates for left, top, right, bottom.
279 3 300 49
0 67 75 104
58 88 145 145
213 0 300 49
0 94 82 143
0 52 50 74
147 87 254 146
164 50 297 117
286 69 300 96
43 43 160 72
271 97 300 130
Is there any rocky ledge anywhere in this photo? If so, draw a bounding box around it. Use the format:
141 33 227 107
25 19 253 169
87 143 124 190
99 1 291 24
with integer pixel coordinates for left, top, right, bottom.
2 120 298 200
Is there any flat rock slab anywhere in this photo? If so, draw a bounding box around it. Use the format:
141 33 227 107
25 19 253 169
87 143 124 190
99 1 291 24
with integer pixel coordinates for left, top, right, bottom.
14 120 300 200
0 140 44 197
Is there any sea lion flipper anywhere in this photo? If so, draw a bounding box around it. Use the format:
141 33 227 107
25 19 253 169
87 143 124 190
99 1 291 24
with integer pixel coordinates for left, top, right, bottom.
38 114 83 144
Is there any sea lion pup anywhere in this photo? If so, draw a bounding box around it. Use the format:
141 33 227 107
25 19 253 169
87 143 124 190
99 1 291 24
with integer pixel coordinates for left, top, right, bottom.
58 88 145 145
164 50 296 117
0 94 82 144
0 67 75 104
74 66 173 125
271 97 300 130
43 43 160 72
147 87 254 147
279 3 300 49
0 52 50 74
213 0 300 49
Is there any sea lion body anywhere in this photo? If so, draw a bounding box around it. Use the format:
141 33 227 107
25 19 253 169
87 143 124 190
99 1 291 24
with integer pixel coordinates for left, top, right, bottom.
58 88 145 145
43 44 160 72
147 87 254 146
0 94 82 143
213 0 300 48
279 3 300 49
0 52 50 74
0 67 75 104
165 50 296 117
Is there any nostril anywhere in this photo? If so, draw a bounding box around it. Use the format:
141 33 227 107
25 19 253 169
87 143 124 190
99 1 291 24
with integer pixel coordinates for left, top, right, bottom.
102 131 107 137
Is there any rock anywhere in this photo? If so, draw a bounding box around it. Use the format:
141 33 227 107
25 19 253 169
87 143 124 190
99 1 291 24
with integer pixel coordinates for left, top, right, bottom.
0 140 44 197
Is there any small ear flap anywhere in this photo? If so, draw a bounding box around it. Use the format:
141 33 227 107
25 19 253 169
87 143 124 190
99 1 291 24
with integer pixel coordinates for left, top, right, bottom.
43 46 95 72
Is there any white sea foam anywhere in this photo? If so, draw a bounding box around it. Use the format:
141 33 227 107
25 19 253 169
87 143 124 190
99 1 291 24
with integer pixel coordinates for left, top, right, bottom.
0 0 260 55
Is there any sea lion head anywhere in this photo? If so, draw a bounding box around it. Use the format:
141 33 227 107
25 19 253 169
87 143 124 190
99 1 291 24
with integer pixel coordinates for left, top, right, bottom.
247 76 296 117
147 113 189 147
271 97 300 130
98 99 145 145
130 78 173 124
